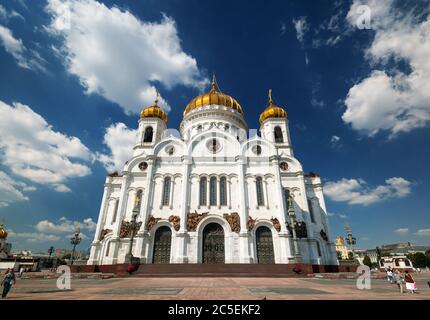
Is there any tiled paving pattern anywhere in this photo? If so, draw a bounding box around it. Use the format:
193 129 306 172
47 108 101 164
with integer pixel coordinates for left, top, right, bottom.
3 273 430 300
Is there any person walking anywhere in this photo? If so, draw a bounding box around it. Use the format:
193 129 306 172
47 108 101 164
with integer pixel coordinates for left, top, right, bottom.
394 270 404 294
387 268 394 283
404 270 417 294
1 268 16 299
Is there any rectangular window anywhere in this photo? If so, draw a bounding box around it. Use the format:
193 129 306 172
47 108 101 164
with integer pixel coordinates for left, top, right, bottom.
316 241 322 257
111 199 119 223
256 177 264 206
162 177 171 206
209 177 217 206
199 177 207 206
220 177 227 206
308 199 315 223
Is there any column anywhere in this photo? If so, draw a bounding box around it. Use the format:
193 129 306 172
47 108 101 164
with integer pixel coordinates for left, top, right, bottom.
176 155 191 263
110 173 130 264
238 156 252 263
272 157 293 263
88 181 111 264
264 179 270 210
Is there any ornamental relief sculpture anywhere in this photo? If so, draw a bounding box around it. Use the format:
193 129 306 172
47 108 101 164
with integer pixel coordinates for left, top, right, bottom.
168 215 181 231
247 216 256 231
119 221 142 238
187 210 208 232
145 215 161 231
271 217 281 232
223 212 240 233
99 229 112 241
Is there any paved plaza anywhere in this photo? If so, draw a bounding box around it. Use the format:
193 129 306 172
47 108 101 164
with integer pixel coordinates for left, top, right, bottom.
3 273 430 300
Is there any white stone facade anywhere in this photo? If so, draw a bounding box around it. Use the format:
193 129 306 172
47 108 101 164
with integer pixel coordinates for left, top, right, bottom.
88 99 338 266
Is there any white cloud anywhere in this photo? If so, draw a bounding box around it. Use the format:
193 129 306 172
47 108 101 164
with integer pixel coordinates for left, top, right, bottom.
45 0 208 114
0 170 34 207
343 0 430 138
8 230 61 243
280 21 286 36
0 25 45 71
35 217 96 234
97 122 137 172
415 229 430 237
292 17 309 45
0 4 25 22
0 100 93 192
394 228 409 235
324 177 412 206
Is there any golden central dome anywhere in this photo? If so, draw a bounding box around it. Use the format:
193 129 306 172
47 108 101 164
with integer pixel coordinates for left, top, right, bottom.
184 76 243 116
0 224 8 239
259 89 287 124
140 95 167 123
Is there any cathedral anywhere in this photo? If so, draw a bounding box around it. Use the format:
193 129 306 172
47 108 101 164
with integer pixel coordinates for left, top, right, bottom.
88 78 338 266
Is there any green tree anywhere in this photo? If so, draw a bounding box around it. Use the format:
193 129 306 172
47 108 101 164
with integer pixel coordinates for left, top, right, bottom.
348 252 354 260
363 256 372 268
411 252 427 268
62 253 71 260
336 251 343 260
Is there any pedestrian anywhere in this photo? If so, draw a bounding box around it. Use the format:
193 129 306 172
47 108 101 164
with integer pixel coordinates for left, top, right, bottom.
1 268 16 299
404 270 417 294
386 268 394 283
394 270 404 294
19 267 24 278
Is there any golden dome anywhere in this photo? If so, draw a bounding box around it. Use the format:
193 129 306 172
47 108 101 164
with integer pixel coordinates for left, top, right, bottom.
0 224 8 239
184 76 243 116
140 94 167 123
259 89 287 124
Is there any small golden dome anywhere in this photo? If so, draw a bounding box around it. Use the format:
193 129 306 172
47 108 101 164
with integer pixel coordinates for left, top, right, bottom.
184 75 243 116
259 89 287 124
0 224 8 239
140 93 167 123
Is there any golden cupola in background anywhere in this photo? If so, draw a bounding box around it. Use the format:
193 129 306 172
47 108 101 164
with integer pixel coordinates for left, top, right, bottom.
184 75 243 116
140 92 168 123
0 224 8 239
259 89 287 124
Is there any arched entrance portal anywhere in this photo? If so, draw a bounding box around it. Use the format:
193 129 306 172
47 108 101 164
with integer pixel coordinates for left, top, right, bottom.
202 223 225 263
152 226 172 264
256 226 275 264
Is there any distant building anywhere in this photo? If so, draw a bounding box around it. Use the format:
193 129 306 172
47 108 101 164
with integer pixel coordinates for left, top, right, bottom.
55 248 87 260
379 255 413 270
335 236 349 260
379 243 430 256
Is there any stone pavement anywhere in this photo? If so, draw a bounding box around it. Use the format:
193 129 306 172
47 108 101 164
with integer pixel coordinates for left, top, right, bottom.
4 273 430 300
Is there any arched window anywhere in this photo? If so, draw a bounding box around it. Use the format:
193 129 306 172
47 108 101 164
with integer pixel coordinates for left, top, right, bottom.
316 241 322 257
143 126 153 143
199 177 207 206
209 177 217 206
284 189 290 211
220 177 227 206
308 199 315 223
256 177 264 206
162 177 171 206
274 126 284 143
134 190 143 210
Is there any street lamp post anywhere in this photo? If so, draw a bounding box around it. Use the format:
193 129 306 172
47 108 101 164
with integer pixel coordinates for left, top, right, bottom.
70 228 82 265
345 224 356 260
288 195 302 263
48 246 54 268
125 208 139 264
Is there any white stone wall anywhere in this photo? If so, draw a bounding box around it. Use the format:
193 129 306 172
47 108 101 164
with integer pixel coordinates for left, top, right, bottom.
88 104 338 266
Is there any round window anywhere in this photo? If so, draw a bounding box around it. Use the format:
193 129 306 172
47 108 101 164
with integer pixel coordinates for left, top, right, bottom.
165 145 175 155
279 162 289 171
207 138 221 153
138 162 148 171
252 145 262 155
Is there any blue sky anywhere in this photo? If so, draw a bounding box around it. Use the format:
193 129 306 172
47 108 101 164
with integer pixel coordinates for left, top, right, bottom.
0 0 429 253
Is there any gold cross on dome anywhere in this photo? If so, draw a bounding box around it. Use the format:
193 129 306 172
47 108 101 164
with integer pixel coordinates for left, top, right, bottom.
268 89 273 104
154 89 160 105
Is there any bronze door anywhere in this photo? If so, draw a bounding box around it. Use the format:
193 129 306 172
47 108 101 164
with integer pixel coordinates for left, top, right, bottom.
256 226 275 264
202 223 225 263
152 226 172 264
